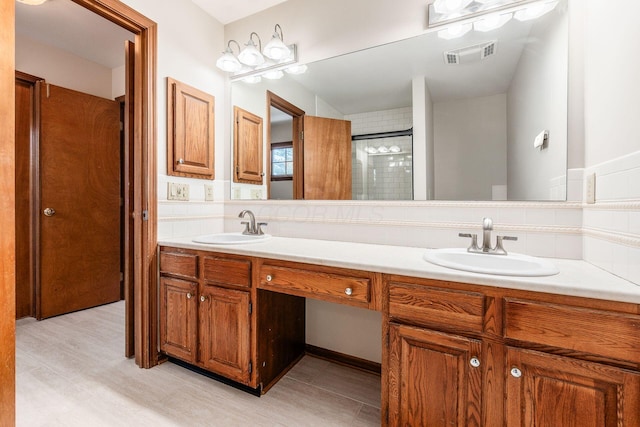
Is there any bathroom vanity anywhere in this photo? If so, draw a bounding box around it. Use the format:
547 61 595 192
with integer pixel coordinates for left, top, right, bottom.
158 237 640 426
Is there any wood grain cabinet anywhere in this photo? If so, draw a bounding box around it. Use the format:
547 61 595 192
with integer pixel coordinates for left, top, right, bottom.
383 275 640 426
167 78 215 179
159 248 253 386
234 106 263 185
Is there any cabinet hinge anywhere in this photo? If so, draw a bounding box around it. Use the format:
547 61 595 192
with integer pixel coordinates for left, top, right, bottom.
248 361 252 374
119 272 124 282
300 130 304 141
120 121 124 131
249 302 252 315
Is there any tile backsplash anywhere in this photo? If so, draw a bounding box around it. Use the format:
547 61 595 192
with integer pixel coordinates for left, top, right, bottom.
582 150 640 285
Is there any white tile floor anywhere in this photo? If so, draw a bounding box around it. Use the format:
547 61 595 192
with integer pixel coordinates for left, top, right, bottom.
16 301 381 426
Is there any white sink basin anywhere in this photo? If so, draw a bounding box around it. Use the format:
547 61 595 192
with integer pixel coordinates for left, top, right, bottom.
192 232 271 245
423 248 559 277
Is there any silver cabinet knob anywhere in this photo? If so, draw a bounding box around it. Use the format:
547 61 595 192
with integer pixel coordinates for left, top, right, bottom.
266 275 272 282
200 295 206 302
177 158 184 164
470 357 481 368
510 367 522 378
43 208 56 217
186 293 192 299
344 287 353 296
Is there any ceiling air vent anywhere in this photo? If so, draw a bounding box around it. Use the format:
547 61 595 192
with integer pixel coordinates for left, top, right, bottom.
444 40 497 65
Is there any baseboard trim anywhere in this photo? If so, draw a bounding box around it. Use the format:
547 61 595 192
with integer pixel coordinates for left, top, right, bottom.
305 344 381 376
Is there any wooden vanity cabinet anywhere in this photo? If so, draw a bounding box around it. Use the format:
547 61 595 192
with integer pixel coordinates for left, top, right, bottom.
383 275 640 426
159 247 254 387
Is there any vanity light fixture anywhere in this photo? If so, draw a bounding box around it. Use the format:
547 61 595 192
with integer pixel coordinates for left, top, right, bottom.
216 24 306 82
429 0 560 39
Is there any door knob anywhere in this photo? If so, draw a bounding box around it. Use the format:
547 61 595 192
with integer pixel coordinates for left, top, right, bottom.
43 208 56 217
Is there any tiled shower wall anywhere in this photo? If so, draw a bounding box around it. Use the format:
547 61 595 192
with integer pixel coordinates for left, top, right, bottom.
583 150 640 285
347 107 413 200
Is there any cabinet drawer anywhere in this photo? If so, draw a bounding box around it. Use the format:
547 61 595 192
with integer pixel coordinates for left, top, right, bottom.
389 282 485 333
203 256 251 288
504 298 640 364
160 251 198 279
259 264 370 308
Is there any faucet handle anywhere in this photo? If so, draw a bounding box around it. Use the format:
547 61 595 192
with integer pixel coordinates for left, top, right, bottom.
256 222 268 235
494 235 518 255
459 233 479 252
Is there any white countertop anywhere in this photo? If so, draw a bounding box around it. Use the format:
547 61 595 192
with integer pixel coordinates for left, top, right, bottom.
159 236 640 304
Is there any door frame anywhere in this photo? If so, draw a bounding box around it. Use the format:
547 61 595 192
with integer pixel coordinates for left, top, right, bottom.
266 91 305 199
68 0 158 369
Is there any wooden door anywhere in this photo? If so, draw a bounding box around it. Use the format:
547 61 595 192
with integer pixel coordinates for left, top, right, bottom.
159 277 198 364
388 323 483 427
37 82 121 319
234 106 263 184
302 115 352 200
198 285 251 384
506 347 640 427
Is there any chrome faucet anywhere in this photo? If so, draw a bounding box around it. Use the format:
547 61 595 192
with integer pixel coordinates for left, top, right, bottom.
481 217 493 252
238 210 267 235
459 217 517 255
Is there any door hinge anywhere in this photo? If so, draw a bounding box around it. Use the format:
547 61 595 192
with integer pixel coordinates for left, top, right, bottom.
249 302 252 315
248 361 252 374
142 210 149 221
120 121 124 131
120 272 124 282
300 130 304 140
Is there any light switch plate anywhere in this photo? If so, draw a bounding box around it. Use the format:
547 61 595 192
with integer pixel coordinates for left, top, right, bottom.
167 182 190 201
586 173 596 204
204 184 214 201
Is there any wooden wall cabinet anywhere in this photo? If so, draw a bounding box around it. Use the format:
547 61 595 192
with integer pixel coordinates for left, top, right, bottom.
167 78 215 179
234 106 263 185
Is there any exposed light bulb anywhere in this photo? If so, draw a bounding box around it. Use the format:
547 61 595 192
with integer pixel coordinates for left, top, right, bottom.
474 12 512 31
285 64 308 75
514 0 558 21
438 22 472 40
16 0 48 5
433 0 473 14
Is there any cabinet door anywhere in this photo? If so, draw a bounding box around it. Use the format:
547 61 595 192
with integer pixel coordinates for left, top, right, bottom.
160 277 198 363
388 323 483 427
199 286 251 384
234 106 263 184
506 347 640 427
167 77 215 179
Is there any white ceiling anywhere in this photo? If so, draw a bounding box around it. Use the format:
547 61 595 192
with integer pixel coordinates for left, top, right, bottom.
190 0 287 24
15 0 134 69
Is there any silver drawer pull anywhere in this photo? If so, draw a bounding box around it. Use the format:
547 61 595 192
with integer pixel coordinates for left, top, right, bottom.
266 275 273 282
344 287 353 296
470 357 480 368
510 367 522 378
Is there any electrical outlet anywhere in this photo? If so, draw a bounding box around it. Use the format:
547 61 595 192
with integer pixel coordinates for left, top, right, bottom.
204 184 214 201
586 173 596 204
167 182 190 201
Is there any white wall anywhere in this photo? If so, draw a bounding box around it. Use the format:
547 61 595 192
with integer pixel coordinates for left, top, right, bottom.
581 0 640 285
434 94 507 201
16 36 113 99
116 0 227 239
507 6 568 200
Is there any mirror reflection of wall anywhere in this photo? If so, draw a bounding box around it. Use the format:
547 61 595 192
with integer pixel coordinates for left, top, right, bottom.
230 0 568 202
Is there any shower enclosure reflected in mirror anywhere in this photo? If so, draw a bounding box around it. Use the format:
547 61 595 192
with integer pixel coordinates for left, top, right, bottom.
231 0 568 201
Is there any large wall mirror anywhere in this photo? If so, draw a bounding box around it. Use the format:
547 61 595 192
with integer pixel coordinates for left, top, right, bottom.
231 0 568 201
